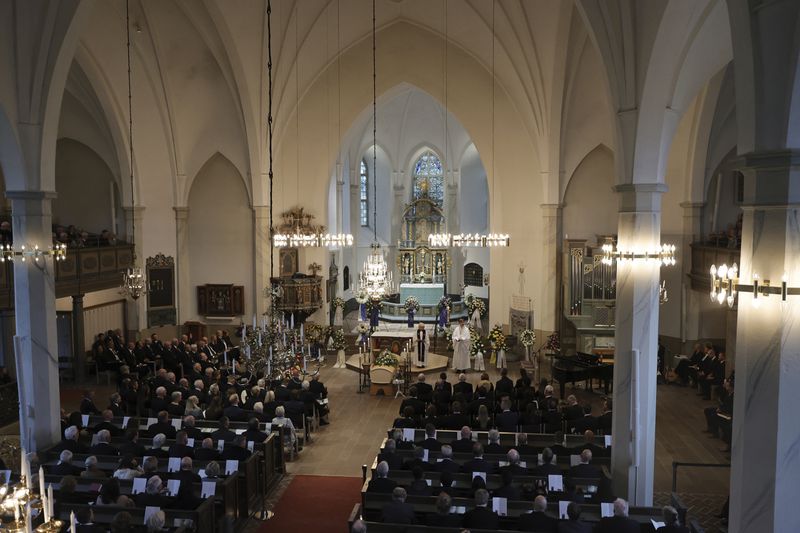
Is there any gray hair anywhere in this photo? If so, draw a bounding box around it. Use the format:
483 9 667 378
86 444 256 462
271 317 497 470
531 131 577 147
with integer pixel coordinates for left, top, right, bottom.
488 429 500 443
253 402 264 413
384 439 396 452
84 456 98 468
59 450 73 463
205 461 221 477
275 406 285 418
145 509 165 532
181 456 193 470
64 425 79 440
142 456 158 474
474 488 489 506
302 380 310 390
392 487 407 502
171 391 182 402
460 426 471 439
156 386 166 397
152 433 166 448
376 461 389 478
534 495 547 512
580 449 592 463
97 429 111 443
202 438 214 449
440 445 453 458
145 475 163 495
662 505 679 525
613 498 629 517
194 379 204 389
507 449 520 464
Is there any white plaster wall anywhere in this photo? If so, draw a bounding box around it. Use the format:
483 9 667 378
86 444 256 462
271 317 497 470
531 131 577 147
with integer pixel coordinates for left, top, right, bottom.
187 154 253 321
562 146 616 241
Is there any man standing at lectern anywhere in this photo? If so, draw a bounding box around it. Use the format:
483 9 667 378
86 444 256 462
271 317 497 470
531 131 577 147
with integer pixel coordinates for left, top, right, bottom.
452 319 471 373
415 323 429 367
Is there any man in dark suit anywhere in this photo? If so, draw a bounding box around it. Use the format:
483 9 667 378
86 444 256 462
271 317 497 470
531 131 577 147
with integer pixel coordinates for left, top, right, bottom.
309 374 327 398
573 430 608 457
406 466 432 496
148 433 170 459
570 404 597 434
462 489 498 529
89 430 119 456
223 393 247 422
392 406 418 429
209 416 236 442
451 426 475 453
551 431 571 457
533 447 561 477
74 508 106 533
414 374 433 403
380 487 416 524
93 410 123 437
134 475 175 509
518 495 558 532
168 430 195 459
435 445 461 474
495 397 520 432
569 449 601 480
366 461 397 493
167 391 185 418
244 417 269 443
594 498 640 533
399 387 425 418
485 429 506 454
556 501 592 533
148 411 176 439
52 426 89 454
149 387 170 417
452 373 473 403
108 393 126 417
514 433 539 456
419 424 442 451
49 450 83 476
596 398 613 435
438 402 470 430
468 386 491 416
194 438 221 461
171 456 202 486
119 428 147 458
182 416 204 441
461 442 495 474
402 446 431 472
495 368 514 397
79 390 101 416
433 372 452 412
221 435 252 461
499 449 529 477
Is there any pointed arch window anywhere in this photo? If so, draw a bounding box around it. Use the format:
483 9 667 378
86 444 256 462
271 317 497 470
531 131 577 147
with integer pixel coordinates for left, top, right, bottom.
412 150 444 206
359 159 369 227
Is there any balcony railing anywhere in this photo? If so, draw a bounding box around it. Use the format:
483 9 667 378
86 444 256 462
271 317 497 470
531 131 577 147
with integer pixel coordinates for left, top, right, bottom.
689 243 740 291
0 242 135 308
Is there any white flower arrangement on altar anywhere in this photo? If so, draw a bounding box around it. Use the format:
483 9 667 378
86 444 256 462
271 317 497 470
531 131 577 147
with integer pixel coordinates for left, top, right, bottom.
355 290 369 304
404 296 420 314
332 296 346 309
356 322 369 335
469 327 484 357
465 295 487 316
519 329 536 347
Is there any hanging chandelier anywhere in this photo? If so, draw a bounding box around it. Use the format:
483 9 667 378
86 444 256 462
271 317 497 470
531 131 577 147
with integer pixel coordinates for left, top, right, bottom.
120 0 146 300
273 232 353 248
357 0 394 302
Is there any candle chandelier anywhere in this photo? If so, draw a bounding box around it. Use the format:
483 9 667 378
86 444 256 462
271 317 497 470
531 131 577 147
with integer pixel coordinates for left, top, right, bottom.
709 263 799 308
0 244 66 263
600 243 677 266
120 0 146 300
358 0 394 302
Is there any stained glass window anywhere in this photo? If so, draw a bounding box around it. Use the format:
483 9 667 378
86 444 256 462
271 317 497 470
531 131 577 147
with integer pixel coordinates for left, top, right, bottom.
412 150 444 206
359 159 369 226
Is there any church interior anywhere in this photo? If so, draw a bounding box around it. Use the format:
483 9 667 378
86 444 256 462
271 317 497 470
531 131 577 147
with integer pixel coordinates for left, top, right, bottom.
0 1 798 532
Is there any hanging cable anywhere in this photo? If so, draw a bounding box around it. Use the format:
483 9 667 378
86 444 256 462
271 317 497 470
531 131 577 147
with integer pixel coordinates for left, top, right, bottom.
372 0 377 243
267 0 274 279
126 0 135 255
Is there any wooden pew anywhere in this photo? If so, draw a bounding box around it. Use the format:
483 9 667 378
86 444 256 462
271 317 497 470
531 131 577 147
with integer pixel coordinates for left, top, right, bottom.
386 428 611 449
55 500 214 533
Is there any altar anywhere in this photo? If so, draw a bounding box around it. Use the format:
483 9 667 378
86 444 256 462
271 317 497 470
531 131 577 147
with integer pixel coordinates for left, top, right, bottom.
400 283 444 306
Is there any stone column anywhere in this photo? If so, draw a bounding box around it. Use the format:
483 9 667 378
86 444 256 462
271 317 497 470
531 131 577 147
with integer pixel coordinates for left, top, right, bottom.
174 207 190 325
611 183 665 506
728 151 800 533
539 203 562 334
72 294 85 383
253 205 270 317
7 190 61 452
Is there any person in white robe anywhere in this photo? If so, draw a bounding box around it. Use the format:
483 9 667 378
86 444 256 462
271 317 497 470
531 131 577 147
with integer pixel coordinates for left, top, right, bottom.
451 319 471 372
414 323 430 367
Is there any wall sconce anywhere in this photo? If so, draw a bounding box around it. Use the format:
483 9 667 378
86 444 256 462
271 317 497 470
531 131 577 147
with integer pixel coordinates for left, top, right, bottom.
600 243 676 266
709 263 798 308
0 243 67 263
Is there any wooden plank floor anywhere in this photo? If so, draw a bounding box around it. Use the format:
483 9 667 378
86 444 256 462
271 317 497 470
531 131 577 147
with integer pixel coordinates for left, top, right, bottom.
289 357 730 496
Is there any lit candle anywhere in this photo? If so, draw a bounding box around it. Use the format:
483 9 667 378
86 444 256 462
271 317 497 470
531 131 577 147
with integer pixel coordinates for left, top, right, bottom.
42 493 50 523
38 466 45 499
25 502 32 533
70 511 76 533
290 313 294 329
20 448 31 490
14 499 19 522
252 314 256 329
47 484 54 523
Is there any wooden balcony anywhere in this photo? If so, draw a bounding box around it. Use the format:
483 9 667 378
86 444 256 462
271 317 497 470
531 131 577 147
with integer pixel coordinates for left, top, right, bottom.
0 242 135 308
689 243 740 291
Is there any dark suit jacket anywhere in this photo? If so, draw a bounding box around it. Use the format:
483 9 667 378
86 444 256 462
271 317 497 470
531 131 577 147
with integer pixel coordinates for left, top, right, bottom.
495 376 514 395
451 438 474 454
493 483 521 500
48 462 83 477
569 463 601 480
209 428 236 442
148 421 176 439
570 415 597 435
402 458 431 472
419 437 442 451
381 501 416 524
438 413 470 430
184 426 205 441
594 516 640 533
89 442 119 456
172 469 202 485
406 479 433 496
147 447 169 459
426 513 462 527
496 410 520 432
168 443 195 459
134 492 175 509
366 477 397 493
119 441 147 458
194 448 221 461
534 463 561 477
51 439 88 455
221 446 252 461
461 457 495 474
435 459 461 474
657 526 690 533
557 519 593 533
415 382 433 402
485 442 506 455
564 404 584 421
462 507 499 530
399 397 425 416
518 511 559 532
499 463 529 477
223 405 247 422
93 421 123 437
453 382 474 402
378 451 403 471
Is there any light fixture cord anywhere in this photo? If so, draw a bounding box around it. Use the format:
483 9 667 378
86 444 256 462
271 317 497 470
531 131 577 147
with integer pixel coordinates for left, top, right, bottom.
372 0 377 243
267 0 274 280
125 0 135 258
491 0 495 216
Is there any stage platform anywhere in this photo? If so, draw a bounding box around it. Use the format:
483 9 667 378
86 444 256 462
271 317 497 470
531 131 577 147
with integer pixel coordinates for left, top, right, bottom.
344 351 451 375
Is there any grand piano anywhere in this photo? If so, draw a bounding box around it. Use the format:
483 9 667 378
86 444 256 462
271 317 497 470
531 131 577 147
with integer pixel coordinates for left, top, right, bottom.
552 352 614 398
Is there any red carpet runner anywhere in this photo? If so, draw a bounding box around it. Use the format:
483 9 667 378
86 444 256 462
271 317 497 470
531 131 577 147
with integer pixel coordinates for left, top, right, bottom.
262 475 364 532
